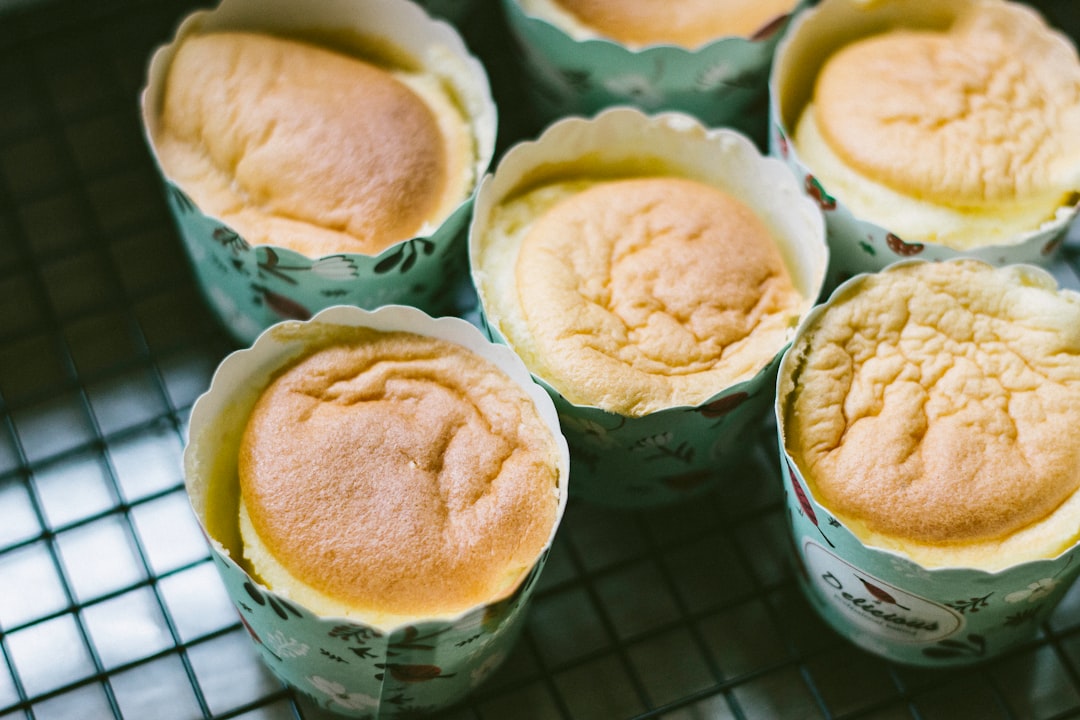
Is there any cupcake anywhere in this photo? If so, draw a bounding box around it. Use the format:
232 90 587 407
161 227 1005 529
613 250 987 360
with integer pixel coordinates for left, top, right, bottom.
500 0 806 140
184 305 569 716
471 108 827 506
777 259 1080 665
141 0 497 344
770 0 1080 284
155 30 474 258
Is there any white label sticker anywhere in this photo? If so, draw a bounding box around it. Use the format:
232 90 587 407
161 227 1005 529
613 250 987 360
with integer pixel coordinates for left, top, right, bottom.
803 540 964 645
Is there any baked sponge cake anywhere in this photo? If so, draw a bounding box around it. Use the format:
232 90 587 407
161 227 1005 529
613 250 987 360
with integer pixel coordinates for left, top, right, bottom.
481 175 805 417
237 327 561 622
518 0 798 48
153 31 475 257
792 1 1080 249
782 260 1080 570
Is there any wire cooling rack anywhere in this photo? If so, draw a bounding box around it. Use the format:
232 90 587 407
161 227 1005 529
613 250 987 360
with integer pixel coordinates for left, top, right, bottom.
3 0 1080 718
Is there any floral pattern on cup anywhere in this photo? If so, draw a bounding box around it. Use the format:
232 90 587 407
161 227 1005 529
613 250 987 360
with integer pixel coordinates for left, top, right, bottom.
165 184 473 345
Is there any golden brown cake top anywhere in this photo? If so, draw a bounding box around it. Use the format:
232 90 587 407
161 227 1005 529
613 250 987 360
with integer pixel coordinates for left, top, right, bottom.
505 176 803 416
154 31 473 256
543 0 797 46
238 327 561 617
784 261 1080 546
811 3 1080 207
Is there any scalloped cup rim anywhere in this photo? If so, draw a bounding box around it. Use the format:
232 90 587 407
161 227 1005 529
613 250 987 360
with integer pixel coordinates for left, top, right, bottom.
139 0 498 264
469 106 829 417
767 0 1079 261
775 257 1080 577
183 303 571 632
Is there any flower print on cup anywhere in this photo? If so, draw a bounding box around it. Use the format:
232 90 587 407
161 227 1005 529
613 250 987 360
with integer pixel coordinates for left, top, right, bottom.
307 677 379 713
776 259 1080 666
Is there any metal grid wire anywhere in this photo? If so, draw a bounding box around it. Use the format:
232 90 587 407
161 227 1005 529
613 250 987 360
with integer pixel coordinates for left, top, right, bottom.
2 0 1080 718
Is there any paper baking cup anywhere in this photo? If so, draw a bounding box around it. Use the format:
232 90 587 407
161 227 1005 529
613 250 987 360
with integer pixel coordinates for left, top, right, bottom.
469 107 828 507
140 0 497 346
775 261 1080 666
500 0 808 143
183 305 569 717
769 0 1079 288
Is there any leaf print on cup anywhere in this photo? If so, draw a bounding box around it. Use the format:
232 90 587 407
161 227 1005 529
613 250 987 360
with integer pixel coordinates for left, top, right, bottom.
857 576 911 611
697 391 749 419
1004 606 1043 627
242 580 304 621
388 626 451 653
946 593 993 615
750 12 791 41
168 185 198 214
253 284 312 322
787 462 834 547
374 238 436 274
308 676 379 712
212 225 250 254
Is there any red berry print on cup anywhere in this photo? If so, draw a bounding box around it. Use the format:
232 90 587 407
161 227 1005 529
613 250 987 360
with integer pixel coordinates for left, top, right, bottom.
1042 233 1065 256
886 233 924 256
804 175 836 211
698 391 749 418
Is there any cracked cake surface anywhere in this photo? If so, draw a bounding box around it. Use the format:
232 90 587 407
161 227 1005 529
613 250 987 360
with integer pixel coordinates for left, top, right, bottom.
481 175 805 416
238 326 560 621
783 261 1080 568
154 31 474 256
791 1 1080 248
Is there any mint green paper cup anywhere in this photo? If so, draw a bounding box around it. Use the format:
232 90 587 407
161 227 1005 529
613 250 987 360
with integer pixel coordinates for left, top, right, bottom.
776 259 1080 666
768 0 1079 289
470 108 827 507
183 305 569 717
140 0 497 345
501 0 808 143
